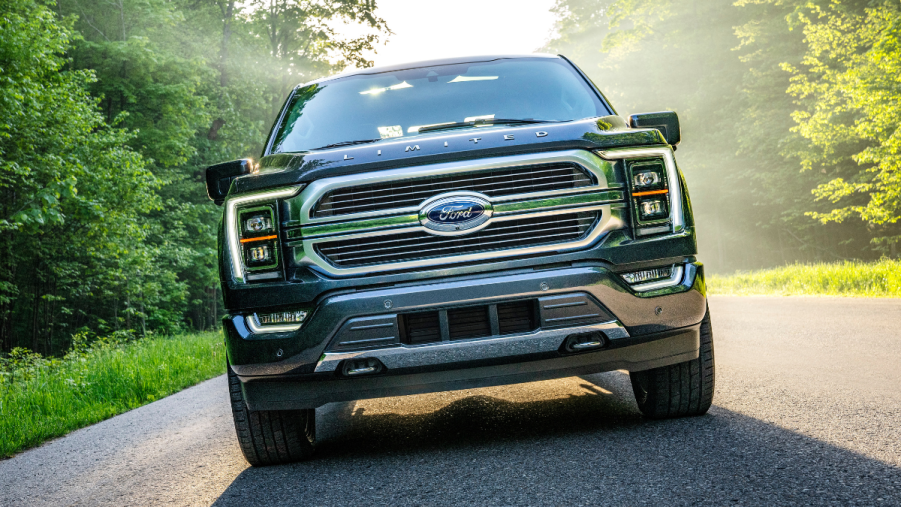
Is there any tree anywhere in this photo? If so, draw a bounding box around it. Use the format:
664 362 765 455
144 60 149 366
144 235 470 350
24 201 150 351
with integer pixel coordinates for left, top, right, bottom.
249 0 390 113
0 0 157 352
2 0 390 354
782 2 901 255
544 0 880 272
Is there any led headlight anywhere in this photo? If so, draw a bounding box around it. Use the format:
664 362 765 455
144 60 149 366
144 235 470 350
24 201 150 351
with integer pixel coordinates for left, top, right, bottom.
627 159 670 232
244 214 273 234
595 149 681 238
630 161 667 190
633 169 661 188
238 205 279 271
225 186 302 284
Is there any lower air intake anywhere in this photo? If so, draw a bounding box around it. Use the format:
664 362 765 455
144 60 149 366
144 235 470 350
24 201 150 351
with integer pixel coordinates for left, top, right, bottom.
447 306 491 340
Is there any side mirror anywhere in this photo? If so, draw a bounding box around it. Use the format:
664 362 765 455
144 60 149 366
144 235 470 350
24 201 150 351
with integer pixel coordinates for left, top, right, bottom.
205 159 254 205
628 111 681 147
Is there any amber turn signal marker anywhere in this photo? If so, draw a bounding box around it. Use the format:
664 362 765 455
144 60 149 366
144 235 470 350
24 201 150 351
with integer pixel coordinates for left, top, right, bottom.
240 235 278 243
631 189 669 197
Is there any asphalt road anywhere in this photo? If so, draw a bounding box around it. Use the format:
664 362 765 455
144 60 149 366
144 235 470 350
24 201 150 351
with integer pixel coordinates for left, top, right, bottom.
2 296 900 506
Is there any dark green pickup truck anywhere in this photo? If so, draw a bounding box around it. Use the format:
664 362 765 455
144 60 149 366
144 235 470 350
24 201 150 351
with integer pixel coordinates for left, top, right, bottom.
206 54 714 466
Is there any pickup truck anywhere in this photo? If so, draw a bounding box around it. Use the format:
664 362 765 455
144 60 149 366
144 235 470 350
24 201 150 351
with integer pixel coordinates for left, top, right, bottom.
205 54 715 466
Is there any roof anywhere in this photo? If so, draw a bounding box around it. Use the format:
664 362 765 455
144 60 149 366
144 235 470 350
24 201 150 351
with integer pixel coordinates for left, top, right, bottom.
304 53 562 87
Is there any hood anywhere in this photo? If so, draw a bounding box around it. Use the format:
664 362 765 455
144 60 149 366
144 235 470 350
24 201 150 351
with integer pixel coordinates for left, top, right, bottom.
232 116 666 195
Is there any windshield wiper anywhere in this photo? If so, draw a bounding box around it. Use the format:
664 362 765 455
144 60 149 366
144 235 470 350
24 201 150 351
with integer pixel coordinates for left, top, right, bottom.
417 118 560 134
310 138 381 151
490 118 562 126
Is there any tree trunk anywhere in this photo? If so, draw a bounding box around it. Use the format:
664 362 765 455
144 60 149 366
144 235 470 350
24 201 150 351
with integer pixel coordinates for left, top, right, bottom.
219 0 236 87
0 234 13 352
30 262 41 352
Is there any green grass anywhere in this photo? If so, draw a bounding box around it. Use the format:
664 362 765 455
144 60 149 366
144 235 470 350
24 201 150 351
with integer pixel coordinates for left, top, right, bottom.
0 332 224 458
708 259 901 297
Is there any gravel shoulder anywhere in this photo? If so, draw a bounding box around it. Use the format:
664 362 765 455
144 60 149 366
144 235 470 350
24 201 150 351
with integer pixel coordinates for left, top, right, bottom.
1 296 899 506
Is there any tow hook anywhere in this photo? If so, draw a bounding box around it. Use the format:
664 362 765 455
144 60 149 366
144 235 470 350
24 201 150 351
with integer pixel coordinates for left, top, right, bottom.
560 331 608 354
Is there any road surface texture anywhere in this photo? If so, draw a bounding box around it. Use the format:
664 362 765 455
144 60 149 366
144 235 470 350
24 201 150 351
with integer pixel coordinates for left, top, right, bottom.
1 296 900 506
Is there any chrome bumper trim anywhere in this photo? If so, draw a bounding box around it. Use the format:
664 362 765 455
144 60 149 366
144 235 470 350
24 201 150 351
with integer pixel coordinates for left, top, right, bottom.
314 320 630 373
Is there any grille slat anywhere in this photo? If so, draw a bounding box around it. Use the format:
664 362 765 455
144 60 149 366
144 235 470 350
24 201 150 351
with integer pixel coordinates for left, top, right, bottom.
324 168 588 204
315 212 598 268
319 219 596 260
314 163 593 218
322 179 585 213
323 173 590 207
322 229 592 262
319 217 596 257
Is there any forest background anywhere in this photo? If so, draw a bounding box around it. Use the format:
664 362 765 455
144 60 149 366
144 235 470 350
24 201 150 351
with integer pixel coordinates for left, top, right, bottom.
2 0 900 356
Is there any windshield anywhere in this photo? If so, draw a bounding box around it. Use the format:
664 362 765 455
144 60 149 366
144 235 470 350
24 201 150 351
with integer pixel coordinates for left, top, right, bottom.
268 58 609 154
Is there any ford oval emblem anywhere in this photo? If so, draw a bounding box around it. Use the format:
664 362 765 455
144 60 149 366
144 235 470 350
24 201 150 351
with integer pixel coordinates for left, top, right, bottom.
427 200 485 223
419 192 493 236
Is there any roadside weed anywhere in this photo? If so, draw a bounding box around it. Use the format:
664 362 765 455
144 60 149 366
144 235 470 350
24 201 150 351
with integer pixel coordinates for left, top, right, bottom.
0 333 223 458
708 259 901 297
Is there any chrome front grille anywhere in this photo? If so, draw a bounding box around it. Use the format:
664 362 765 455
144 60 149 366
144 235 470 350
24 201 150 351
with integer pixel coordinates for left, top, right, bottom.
315 212 598 268
313 163 593 218
292 150 628 277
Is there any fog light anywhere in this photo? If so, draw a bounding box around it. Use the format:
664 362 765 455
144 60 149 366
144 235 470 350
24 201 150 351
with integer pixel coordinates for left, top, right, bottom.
257 310 308 325
621 266 673 285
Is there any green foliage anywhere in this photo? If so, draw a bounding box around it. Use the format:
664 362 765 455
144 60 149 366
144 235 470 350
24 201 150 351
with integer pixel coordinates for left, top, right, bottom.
0 0 388 354
247 0 391 106
708 258 901 297
0 332 223 457
780 2 901 250
544 0 891 272
0 0 163 352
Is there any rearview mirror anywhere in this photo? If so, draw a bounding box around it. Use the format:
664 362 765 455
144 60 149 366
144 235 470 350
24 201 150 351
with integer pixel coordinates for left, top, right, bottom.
628 111 681 147
205 159 254 205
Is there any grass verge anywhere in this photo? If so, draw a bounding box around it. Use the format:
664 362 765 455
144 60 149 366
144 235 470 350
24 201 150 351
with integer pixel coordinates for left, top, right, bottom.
708 259 901 297
0 332 223 458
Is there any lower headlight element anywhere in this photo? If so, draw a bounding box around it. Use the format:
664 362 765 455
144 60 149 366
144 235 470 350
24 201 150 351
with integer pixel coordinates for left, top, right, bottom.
638 198 668 221
244 244 274 266
621 265 685 292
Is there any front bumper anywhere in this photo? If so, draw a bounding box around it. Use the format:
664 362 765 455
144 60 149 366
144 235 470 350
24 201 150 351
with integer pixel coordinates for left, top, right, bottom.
241 325 700 410
224 261 707 408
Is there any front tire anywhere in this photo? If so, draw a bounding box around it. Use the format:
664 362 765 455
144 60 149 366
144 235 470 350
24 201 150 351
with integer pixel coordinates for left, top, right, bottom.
629 307 715 418
228 364 315 466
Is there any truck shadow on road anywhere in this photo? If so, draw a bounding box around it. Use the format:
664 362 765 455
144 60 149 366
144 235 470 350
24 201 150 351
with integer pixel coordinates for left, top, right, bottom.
212 372 900 505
